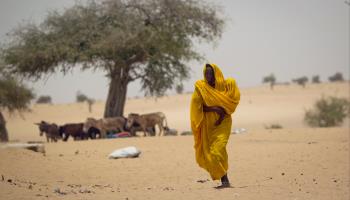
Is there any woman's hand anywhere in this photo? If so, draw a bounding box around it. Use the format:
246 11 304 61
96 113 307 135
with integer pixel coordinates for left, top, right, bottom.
203 105 226 126
214 107 225 126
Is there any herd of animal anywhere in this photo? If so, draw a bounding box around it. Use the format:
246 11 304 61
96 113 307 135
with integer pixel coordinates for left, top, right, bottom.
35 112 170 142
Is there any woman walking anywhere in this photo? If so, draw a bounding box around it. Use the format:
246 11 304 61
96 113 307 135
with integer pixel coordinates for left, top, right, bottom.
190 63 240 188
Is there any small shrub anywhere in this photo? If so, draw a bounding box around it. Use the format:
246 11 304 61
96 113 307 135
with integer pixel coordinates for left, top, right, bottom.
304 96 350 127
36 95 52 104
265 124 283 129
312 75 321 84
292 76 308 88
328 72 344 82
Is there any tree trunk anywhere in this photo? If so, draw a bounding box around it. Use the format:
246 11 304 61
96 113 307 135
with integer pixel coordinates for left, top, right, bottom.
104 67 129 118
0 111 9 142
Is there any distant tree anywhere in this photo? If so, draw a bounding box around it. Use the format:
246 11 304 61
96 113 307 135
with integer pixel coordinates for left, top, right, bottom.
292 76 308 88
87 98 95 113
311 75 320 84
262 74 276 90
175 84 184 94
76 91 89 103
76 91 95 113
304 96 350 127
36 95 52 104
1 0 224 118
0 75 35 142
328 72 344 82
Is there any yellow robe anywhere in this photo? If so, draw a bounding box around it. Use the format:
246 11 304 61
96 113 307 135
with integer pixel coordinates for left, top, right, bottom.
190 64 240 180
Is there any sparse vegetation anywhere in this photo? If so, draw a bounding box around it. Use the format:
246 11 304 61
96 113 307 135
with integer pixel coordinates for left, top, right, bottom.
76 91 94 113
76 91 89 103
312 75 321 84
304 96 350 127
292 76 308 88
263 74 276 90
0 75 35 142
328 72 344 82
36 95 52 104
175 84 184 94
265 124 283 129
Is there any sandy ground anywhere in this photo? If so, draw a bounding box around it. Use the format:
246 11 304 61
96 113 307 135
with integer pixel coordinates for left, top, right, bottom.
0 82 349 199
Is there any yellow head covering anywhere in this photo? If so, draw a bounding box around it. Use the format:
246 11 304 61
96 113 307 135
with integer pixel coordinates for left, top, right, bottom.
203 63 226 92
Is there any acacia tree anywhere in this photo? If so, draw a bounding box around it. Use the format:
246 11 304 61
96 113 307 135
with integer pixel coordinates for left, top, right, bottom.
262 74 276 90
292 76 308 88
0 72 35 142
1 0 224 117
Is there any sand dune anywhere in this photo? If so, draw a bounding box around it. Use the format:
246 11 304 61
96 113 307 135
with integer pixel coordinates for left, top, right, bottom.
0 82 349 199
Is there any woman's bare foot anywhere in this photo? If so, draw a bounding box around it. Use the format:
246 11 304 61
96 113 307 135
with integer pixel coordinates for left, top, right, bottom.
215 182 231 189
215 174 231 189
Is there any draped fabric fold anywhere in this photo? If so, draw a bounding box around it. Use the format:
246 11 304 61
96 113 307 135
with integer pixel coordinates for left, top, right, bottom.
190 64 240 180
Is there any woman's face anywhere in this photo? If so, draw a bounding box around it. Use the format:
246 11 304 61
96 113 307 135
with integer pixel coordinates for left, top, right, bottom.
205 66 215 86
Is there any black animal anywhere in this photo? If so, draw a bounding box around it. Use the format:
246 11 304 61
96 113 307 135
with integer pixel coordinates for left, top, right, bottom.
34 121 61 142
59 123 100 141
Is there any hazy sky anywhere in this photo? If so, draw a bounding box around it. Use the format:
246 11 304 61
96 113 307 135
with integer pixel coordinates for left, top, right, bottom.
0 0 349 103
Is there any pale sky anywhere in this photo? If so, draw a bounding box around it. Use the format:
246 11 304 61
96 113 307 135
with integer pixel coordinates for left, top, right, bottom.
0 0 349 103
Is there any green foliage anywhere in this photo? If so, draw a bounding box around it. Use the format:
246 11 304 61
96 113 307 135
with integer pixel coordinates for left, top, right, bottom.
292 76 308 88
262 74 276 89
36 95 52 104
312 75 320 84
304 96 350 127
0 76 35 113
2 0 224 97
328 72 344 82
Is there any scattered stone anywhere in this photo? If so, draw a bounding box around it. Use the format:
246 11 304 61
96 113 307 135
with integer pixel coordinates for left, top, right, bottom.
79 188 93 193
7 179 12 183
163 187 174 191
75 150 79 155
281 173 285 176
59 154 63 157
1 175 4 181
307 141 317 144
333 180 337 183
54 187 67 195
300 173 303 176
197 179 209 183
28 185 33 190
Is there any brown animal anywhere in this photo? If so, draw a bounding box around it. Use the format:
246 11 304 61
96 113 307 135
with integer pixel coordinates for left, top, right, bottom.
83 117 126 138
58 123 96 141
34 121 61 142
126 112 168 136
